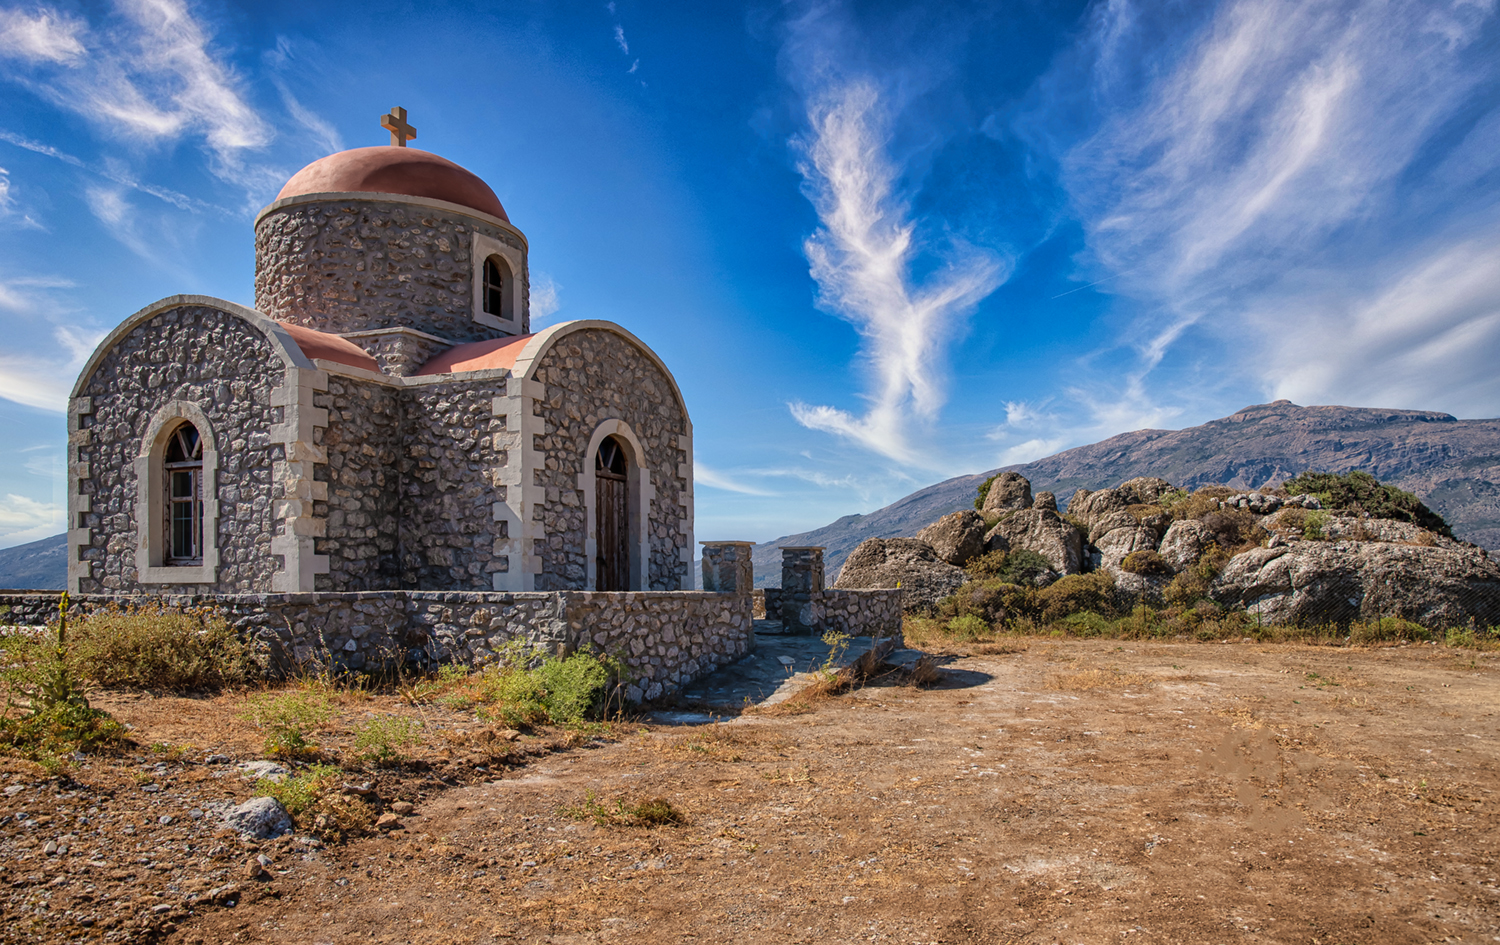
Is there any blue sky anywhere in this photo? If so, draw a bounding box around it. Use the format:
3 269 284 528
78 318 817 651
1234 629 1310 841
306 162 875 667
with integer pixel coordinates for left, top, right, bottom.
0 0 1498 550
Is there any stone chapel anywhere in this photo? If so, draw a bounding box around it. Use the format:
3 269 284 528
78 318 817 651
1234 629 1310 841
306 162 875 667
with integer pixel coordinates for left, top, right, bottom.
66 117 695 596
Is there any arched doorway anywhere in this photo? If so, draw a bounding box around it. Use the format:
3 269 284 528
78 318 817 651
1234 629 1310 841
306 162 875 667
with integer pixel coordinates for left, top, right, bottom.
594 435 630 590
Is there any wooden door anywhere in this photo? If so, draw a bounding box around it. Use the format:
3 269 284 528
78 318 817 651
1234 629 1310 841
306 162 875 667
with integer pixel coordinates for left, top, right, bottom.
595 437 630 591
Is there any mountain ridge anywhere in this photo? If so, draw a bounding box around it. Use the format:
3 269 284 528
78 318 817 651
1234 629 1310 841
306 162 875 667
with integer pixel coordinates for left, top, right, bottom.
0 534 67 591
750 401 1500 585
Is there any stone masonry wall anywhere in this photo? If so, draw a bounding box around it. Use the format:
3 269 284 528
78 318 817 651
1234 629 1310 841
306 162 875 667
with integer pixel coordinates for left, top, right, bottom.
398 380 506 590
810 589 904 639
530 329 690 591
0 590 754 704
313 374 403 590
254 199 527 344
75 306 285 594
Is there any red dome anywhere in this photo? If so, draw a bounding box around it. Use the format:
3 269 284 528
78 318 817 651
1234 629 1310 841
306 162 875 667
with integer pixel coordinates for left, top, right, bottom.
275 146 509 222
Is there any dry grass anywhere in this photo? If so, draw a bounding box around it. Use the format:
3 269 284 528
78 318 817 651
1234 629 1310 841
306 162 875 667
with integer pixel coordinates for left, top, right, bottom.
559 792 686 828
1045 666 1156 691
907 655 944 688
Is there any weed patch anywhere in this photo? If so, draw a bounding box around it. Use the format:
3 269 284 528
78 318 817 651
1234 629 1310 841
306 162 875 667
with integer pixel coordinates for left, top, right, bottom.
240 691 334 758
0 595 125 769
560 791 685 828
352 715 423 765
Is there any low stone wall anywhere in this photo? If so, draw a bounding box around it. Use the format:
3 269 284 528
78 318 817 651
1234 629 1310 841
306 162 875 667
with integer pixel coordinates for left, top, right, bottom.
748 587 902 640
0 592 62 626
794 589 904 639
0 590 753 704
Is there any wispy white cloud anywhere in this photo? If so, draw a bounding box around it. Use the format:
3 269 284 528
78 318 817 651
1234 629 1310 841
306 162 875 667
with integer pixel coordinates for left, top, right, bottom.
528 273 562 326
788 77 1006 466
0 493 64 548
0 273 100 412
1028 0 1500 422
694 462 778 496
0 128 221 214
613 24 629 54
264 36 342 156
0 7 85 63
1 0 275 195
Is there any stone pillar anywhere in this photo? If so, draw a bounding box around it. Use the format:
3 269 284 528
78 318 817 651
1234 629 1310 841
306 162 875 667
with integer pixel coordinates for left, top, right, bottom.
700 541 754 596
779 546 825 634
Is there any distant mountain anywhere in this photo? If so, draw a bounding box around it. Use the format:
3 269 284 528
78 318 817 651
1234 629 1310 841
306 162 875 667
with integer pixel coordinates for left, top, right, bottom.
0 534 67 591
751 401 1500 586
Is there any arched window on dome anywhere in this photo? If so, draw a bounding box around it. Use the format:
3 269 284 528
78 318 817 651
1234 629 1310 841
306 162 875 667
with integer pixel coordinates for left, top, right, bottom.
483 255 513 322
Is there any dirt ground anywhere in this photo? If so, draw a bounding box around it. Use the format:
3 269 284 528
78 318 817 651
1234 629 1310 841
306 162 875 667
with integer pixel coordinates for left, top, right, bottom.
2 638 1497 945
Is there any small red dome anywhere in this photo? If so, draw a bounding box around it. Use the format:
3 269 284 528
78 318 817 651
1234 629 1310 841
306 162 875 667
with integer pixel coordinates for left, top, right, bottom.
275 146 509 222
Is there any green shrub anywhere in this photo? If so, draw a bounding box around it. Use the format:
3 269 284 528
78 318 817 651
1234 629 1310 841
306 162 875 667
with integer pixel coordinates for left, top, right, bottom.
0 596 126 766
964 549 1009 579
240 691 333 757
68 604 258 691
255 763 343 817
998 550 1054 585
945 614 991 640
1348 616 1429 645
352 715 423 765
472 644 619 728
1058 611 1112 637
1121 550 1172 576
1445 625 1479 648
1303 510 1327 540
1283 470 1451 535
1034 572 1117 623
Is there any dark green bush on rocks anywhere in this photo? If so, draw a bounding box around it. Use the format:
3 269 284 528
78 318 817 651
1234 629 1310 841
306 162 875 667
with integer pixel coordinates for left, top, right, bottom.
1283 470 1451 536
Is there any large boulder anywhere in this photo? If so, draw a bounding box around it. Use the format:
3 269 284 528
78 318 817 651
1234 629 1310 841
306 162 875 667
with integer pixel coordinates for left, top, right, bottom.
981 472 1033 514
983 509 1085 575
834 538 968 613
1088 510 1139 545
1068 487 1127 530
1210 541 1500 628
916 510 988 566
1095 526 1159 575
1158 519 1214 572
1116 477 1176 506
1033 491 1058 512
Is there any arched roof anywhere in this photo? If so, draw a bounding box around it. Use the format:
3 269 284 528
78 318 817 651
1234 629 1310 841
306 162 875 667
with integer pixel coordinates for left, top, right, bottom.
72 295 316 400
510 321 691 427
409 321 689 427
275 147 508 222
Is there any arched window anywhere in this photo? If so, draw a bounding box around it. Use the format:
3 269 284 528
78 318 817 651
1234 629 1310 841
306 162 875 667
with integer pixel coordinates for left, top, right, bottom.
483 255 512 321
594 435 629 591
163 422 203 564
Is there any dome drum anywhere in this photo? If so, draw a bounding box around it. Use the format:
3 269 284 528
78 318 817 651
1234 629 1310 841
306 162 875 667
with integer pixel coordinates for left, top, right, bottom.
254 147 529 344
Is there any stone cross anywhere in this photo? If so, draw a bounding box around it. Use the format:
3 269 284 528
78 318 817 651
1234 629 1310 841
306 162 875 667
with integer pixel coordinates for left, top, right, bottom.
381 106 417 147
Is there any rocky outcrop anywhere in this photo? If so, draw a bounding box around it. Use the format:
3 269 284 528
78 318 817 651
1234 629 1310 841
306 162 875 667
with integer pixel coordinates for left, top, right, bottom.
833 538 968 613
1210 541 1500 629
1116 477 1175 506
1033 491 1057 512
1095 526 1158 575
984 509 1085 575
1158 519 1214 572
916 510 987 567
981 472 1033 514
1067 488 1124 530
